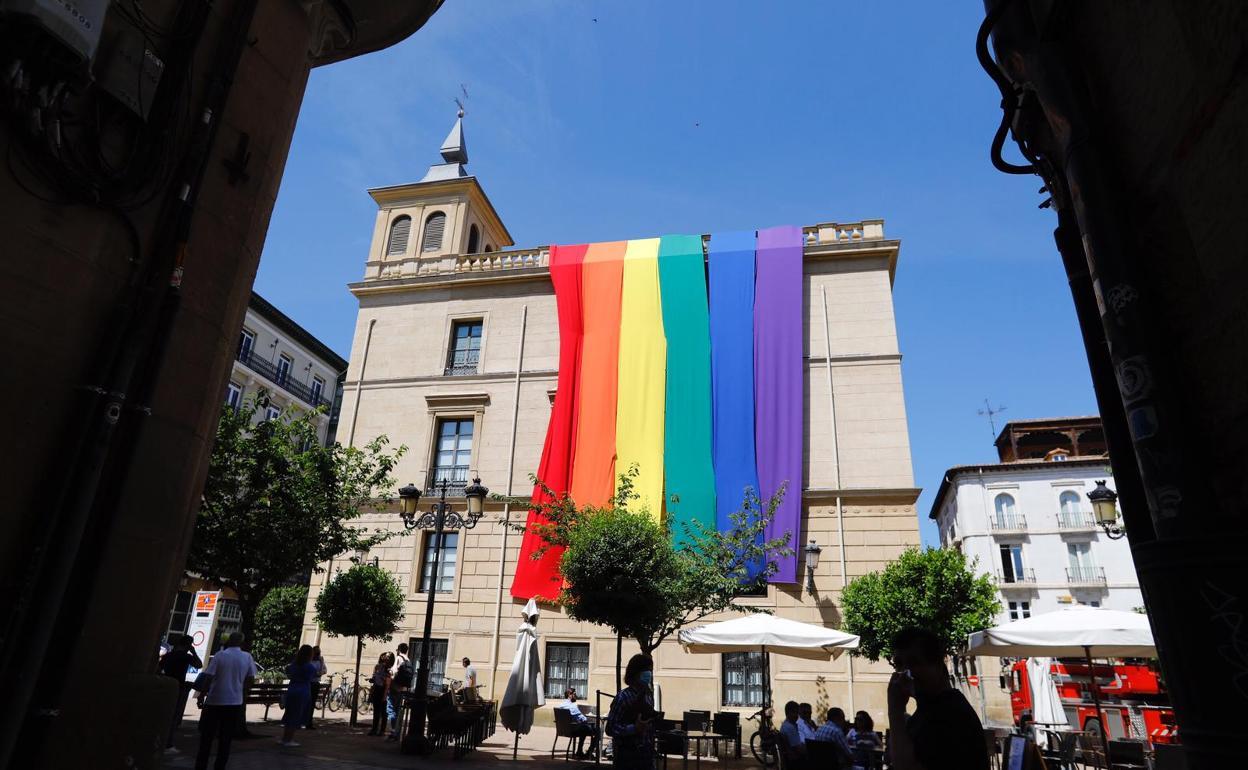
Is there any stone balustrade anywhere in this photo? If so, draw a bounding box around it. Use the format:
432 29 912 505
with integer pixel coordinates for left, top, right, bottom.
364 221 885 282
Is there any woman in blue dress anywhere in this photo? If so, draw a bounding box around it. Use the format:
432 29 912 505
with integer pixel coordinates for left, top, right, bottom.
279 644 317 747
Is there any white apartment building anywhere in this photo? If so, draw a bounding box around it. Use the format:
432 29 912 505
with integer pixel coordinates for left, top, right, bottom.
930 416 1144 723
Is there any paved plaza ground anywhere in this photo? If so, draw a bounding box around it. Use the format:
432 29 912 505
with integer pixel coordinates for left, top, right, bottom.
162 702 751 770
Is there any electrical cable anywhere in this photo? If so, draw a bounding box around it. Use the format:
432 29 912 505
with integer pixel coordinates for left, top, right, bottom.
975 0 1038 176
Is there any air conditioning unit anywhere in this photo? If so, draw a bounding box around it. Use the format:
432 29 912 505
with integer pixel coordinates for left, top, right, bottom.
1 0 111 63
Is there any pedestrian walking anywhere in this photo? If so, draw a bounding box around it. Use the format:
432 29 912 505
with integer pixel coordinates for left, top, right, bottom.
305 645 326 729
159 634 202 753
368 652 393 736
279 644 318 748
605 654 656 770
194 633 257 770
388 643 413 741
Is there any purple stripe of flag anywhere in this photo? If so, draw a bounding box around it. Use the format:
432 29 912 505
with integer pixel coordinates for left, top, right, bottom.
754 225 804 584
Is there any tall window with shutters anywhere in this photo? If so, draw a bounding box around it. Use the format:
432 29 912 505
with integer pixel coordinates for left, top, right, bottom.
544 643 589 699
422 211 447 252
387 215 411 257
722 651 766 706
418 531 458 594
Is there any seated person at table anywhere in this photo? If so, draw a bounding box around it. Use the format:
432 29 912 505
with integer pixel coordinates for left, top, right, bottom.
886 627 989 770
847 711 883 768
778 701 806 765
560 687 599 756
798 703 818 742
813 707 855 767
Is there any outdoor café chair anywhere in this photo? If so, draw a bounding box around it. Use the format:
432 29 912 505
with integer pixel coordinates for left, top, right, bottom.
658 730 689 770
1108 739 1148 770
552 707 580 761
805 737 847 769
712 712 741 758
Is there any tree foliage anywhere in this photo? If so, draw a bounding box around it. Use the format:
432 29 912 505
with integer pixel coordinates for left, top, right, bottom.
252 585 308 669
840 547 1000 661
314 564 406 642
187 392 405 639
511 468 794 655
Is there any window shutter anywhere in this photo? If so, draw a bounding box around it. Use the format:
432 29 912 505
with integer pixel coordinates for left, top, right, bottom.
387 216 411 256
422 212 447 252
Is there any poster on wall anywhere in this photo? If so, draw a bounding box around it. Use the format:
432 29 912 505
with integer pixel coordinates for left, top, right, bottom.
184 590 222 681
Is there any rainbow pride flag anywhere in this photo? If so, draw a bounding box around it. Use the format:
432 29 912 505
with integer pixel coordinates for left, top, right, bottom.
510 227 804 600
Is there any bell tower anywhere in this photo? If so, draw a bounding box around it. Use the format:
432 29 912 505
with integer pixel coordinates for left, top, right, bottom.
361 110 513 280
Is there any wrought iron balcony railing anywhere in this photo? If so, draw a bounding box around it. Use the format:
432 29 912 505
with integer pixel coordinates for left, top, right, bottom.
1066 565 1107 585
1056 511 1097 530
236 349 331 409
989 514 1029 534
444 348 480 376
995 568 1037 586
426 465 470 497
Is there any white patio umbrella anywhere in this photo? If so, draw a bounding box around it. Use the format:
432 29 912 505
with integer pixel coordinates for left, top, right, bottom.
966 605 1157 760
679 613 859 708
500 598 543 759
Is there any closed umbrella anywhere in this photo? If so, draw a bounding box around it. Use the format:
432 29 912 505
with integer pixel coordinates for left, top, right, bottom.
966 605 1157 760
1026 657 1066 729
500 598 543 759
679 613 859 708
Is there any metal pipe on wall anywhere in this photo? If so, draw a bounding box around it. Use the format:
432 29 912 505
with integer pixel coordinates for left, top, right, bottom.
820 286 854 715
489 304 528 699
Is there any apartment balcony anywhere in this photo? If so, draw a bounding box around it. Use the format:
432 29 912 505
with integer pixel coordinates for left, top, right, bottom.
1066 566 1107 586
1056 510 1098 531
989 514 1029 535
426 465 470 497
237 350 331 409
444 349 480 376
994 569 1037 588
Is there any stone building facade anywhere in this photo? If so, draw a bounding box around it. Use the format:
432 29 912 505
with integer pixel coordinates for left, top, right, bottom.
302 117 921 722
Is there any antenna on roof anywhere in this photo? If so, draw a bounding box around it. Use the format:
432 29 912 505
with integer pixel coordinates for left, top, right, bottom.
978 398 1007 437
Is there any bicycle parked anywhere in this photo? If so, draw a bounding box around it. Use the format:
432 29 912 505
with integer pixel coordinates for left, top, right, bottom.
746 705 779 768
324 670 372 713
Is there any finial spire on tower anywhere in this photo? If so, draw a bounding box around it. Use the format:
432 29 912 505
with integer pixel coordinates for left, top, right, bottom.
420 106 469 182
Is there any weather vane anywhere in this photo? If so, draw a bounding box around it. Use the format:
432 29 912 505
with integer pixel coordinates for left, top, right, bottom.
455 84 469 118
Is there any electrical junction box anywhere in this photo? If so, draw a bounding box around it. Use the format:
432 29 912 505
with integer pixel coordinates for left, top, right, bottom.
94 14 164 119
0 0 111 63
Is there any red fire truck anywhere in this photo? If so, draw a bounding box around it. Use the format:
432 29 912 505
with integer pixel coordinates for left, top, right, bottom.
1005 659 1179 745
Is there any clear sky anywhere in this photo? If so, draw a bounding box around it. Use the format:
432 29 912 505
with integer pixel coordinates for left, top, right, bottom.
257 1 1099 546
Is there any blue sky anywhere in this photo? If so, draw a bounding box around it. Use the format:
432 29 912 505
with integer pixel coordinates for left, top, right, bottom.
257 1 1098 546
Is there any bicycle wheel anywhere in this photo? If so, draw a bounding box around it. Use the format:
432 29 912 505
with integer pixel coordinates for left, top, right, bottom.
750 732 779 768
359 686 372 713
327 690 343 712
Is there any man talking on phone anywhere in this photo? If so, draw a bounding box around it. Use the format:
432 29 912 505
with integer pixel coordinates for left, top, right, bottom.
886 627 988 770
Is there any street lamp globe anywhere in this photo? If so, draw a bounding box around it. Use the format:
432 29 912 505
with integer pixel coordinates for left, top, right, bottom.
1087 480 1119 526
804 539 822 572
463 476 489 517
398 482 421 517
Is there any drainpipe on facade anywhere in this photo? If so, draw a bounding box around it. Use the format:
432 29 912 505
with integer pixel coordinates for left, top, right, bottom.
821 287 854 715
316 318 377 648
490 304 528 699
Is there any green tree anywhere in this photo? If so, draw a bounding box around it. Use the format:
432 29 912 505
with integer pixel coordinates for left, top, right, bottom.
251 586 309 669
512 469 793 685
187 391 405 643
315 564 405 727
840 547 1000 661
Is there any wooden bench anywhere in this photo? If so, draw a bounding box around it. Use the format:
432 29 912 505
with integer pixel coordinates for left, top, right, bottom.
244 682 286 721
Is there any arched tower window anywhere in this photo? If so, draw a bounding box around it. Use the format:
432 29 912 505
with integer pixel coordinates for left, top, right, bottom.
422 211 447 252
467 224 480 254
386 215 411 256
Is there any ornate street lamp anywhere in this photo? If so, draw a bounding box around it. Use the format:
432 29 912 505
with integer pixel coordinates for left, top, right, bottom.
1087 480 1125 540
804 539 822 595
395 474 488 752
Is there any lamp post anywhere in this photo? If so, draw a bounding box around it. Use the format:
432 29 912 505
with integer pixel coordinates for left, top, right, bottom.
396 474 488 753
804 539 822 595
1087 480 1125 540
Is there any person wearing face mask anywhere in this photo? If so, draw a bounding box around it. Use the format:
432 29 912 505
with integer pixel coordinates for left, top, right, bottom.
605 655 656 770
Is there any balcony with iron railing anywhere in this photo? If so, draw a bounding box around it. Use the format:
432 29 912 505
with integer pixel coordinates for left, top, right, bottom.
994 568 1037 587
444 348 480 376
1056 510 1098 531
426 465 470 497
989 514 1029 535
1066 565 1107 586
237 350 331 409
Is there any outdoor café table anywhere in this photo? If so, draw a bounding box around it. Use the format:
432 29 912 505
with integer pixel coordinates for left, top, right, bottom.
682 730 722 770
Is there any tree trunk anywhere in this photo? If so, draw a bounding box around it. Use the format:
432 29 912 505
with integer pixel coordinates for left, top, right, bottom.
350 636 363 727
615 632 622 693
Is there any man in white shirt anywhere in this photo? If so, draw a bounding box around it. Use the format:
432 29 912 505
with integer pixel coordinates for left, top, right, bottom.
559 687 599 756
194 633 257 770
461 657 478 702
778 701 806 765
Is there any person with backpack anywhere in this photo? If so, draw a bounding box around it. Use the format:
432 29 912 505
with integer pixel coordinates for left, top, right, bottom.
159 634 202 753
388 643 413 741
